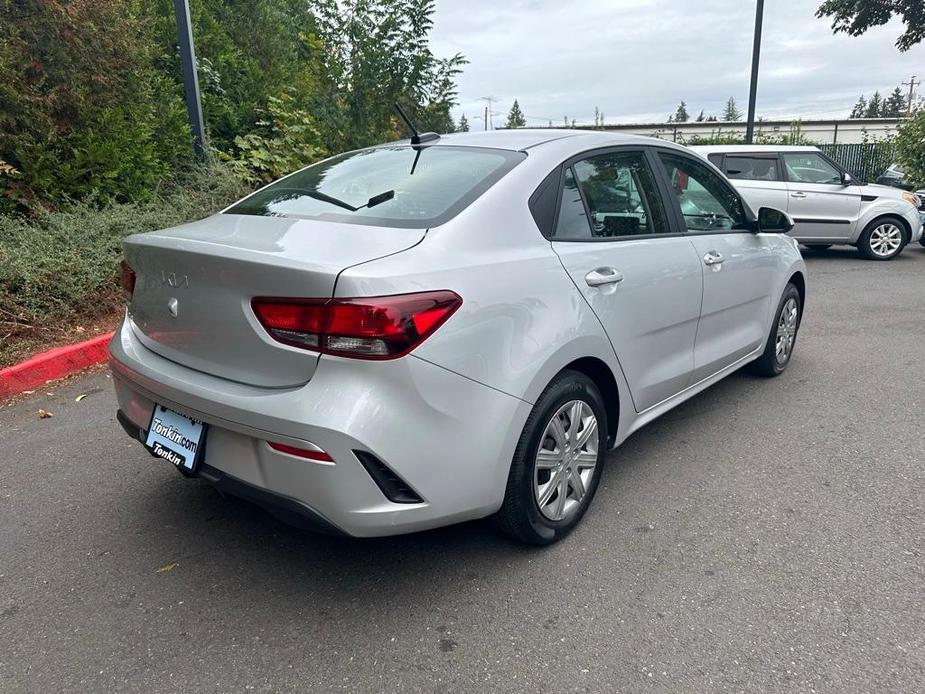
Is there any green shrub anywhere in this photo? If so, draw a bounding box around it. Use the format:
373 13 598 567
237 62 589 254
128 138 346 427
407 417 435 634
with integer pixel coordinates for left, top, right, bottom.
894 109 925 188
0 163 248 328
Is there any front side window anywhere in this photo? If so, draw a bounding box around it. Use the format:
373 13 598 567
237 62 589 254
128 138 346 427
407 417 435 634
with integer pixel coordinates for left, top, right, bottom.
782 152 842 184
657 152 748 232
227 145 525 228
723 156 781 182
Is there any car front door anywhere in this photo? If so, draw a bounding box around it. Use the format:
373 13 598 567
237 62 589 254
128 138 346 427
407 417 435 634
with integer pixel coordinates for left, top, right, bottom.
548 148 703 413
782 151 861 241
655 149 778 382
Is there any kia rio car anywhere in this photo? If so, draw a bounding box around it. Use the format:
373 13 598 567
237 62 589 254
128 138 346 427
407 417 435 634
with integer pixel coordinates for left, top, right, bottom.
691 145 923 260
110 130 806 545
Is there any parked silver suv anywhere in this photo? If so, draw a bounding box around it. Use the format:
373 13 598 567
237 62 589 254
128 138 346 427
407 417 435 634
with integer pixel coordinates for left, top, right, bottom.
692 145 923 260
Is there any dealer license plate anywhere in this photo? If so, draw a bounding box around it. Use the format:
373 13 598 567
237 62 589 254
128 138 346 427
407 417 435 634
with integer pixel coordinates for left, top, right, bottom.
145 404 206 473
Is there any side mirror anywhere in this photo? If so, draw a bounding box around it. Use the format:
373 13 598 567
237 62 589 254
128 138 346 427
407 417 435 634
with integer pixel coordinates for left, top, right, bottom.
757 207 795 234
842 172 854 185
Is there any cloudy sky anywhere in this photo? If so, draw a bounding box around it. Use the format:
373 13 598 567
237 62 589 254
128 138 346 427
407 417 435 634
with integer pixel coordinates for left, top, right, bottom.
430 0 922 127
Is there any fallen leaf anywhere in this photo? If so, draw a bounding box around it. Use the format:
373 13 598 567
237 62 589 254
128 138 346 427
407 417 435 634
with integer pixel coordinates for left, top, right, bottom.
37 409 53 419
156 562 179 573
75 394 88 402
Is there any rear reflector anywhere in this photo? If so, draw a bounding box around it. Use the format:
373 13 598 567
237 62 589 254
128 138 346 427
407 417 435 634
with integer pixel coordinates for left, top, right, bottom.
252 291 462 360
267 441 333 462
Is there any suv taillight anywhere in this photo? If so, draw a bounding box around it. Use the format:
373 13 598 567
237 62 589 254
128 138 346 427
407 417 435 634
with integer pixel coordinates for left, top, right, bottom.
120 260 136 301
251 291 462 360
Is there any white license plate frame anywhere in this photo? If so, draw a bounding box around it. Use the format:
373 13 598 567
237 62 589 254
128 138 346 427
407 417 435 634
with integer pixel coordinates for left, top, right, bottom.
145 404 206 473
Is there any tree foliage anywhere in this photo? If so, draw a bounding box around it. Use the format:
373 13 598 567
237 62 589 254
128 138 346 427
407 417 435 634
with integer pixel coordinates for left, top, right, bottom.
0 0 465 209
723 97 743 121
816 0 925 51
894 107 925 187
673 101 690 122
505 99 527 128
457 113 470 132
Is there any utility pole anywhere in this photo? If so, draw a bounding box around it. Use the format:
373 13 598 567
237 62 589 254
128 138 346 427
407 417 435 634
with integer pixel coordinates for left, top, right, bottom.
174 0 207 160
903 75 919 115
480 96 496 130
744 0 764 144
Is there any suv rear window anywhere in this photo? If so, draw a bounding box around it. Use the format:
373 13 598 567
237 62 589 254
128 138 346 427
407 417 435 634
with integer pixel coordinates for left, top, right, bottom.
723 155 780 181
226 145 525 228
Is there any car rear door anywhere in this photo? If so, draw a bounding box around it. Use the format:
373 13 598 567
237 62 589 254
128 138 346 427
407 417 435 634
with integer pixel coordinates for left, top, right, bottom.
654 148 778 382
546 148 703 413
711 152 790 214
782 151 861 241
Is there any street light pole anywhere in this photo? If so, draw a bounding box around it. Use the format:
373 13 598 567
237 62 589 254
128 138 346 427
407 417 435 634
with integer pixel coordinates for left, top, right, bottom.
174 0 206 160
745 0 764 144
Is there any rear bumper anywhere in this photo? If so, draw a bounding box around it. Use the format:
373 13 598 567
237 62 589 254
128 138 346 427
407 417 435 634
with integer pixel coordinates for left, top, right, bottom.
109 316 532 537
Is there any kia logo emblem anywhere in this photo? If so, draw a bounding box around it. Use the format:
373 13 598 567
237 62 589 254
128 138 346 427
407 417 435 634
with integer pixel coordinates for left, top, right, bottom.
161 271 189 289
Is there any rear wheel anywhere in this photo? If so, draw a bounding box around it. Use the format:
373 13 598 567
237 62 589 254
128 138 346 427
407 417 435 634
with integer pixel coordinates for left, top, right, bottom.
748 283 802 377
858 217 906 260
494 371 607 545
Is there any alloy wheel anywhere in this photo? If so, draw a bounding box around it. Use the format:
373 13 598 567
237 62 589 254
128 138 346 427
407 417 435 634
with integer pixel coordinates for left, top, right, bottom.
775 297 799 364
868 223 903 257
533 400 599 522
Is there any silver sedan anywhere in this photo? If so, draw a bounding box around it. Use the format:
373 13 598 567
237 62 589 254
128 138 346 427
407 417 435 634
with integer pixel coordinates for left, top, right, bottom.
110 130 806 544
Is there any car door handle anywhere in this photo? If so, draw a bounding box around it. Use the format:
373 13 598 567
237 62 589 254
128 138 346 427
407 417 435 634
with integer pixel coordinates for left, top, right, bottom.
790 191 807 198
585 267 624 287
703 251 724 266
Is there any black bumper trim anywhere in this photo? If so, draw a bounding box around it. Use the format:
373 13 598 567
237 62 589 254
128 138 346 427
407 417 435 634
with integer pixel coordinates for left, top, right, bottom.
115 409 347 537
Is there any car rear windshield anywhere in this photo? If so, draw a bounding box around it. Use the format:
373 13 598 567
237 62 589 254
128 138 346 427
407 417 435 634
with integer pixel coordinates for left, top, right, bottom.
226 145 526 228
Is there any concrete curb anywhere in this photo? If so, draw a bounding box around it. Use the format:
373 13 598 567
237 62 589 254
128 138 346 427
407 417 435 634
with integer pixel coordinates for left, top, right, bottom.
0 332 114 399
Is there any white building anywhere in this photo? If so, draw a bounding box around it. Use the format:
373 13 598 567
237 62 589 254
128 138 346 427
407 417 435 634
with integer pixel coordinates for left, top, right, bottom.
589 117 899 145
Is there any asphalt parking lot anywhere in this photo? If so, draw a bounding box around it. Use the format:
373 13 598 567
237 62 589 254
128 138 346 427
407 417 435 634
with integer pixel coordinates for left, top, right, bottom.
1 244 923 693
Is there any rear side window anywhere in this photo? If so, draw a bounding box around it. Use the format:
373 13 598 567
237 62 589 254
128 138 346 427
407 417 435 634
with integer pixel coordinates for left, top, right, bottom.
554 168 592 239
723 156 781 181
226 145 526 228
551 151 669 240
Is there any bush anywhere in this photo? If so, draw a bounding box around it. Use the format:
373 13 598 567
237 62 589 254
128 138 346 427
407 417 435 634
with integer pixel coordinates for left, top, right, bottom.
0 163 248 331
894 109 925 188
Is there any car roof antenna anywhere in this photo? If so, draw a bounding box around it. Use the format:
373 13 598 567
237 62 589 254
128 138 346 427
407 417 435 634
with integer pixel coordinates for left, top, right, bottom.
394 103 440 148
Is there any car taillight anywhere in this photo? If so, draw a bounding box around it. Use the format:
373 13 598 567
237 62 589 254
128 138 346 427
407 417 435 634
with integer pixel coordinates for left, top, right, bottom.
252 291 462 360
120 260 136 301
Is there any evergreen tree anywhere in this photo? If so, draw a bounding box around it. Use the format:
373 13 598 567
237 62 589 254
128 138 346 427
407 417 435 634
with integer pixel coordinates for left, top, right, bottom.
505 99 527 128
674 101 690 122
696 110 705 122
865 91 883 117
707 115 718 122
884 87 907 117
457 113 470 132
723 97 743 121
850 95 868 118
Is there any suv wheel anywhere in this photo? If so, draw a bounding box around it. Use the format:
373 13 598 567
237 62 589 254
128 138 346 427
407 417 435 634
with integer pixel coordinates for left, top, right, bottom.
494 371 607 545
858 217 906 260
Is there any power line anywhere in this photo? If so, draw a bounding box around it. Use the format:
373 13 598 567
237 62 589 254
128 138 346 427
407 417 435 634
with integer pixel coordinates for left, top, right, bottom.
479 96 497 130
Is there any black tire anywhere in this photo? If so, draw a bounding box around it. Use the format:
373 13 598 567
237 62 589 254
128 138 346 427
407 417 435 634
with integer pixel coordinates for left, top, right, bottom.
493 370 608 545
920 237 925 248
748 283 802 377
857 216 907 260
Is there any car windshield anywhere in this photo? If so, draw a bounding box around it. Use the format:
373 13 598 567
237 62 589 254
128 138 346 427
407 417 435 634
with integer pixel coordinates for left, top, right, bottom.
226 145 526 228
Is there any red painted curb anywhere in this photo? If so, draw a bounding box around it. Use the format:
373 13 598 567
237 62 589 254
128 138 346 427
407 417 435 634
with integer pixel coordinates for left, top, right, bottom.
0 332 114 399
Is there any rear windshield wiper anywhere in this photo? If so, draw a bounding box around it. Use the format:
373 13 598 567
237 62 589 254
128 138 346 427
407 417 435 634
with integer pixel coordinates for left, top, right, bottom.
291 189 395 212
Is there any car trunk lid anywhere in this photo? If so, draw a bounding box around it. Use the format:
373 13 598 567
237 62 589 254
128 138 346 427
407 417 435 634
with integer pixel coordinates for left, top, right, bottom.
123 213 424 387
